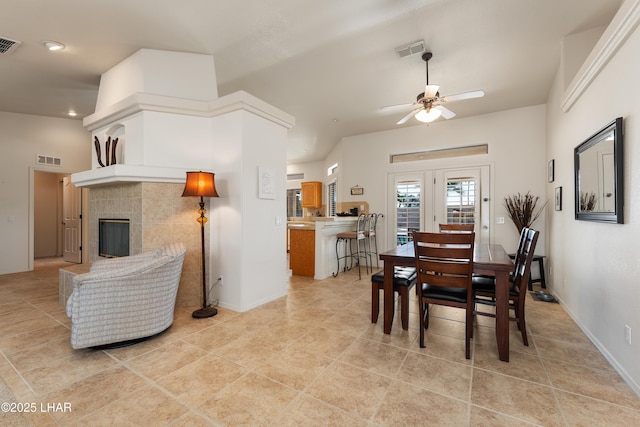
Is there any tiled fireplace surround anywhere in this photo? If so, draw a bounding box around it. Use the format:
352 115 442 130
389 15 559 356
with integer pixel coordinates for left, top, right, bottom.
86 181 204 307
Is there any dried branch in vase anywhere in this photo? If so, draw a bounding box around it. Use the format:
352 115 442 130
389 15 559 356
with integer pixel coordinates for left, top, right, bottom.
503 192 547 233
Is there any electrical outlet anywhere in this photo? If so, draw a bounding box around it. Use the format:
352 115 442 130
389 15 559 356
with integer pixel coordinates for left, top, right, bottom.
218 276 223 287
497 217 505 224
625 325 632 345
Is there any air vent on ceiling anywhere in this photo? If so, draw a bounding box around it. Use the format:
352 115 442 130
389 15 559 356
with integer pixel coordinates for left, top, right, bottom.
287 173 304 180
36 155 62 167
0 37 22 55
395 40 425 58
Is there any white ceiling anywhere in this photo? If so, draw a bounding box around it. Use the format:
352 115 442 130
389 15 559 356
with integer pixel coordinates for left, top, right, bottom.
0 0 622 163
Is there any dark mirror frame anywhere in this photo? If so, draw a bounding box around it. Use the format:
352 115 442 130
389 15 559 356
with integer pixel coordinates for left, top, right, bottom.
574 117 624 223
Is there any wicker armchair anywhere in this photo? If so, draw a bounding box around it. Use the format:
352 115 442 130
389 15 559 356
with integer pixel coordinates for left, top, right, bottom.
66 243 186 349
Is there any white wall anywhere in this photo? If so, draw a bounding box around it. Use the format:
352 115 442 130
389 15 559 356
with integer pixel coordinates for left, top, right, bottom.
0 112 90 274
210 110 289 312
295 104 547 254
546 20 640 393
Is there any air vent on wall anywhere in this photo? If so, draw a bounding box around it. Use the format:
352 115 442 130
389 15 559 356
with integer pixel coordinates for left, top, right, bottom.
0 37 22 55
287 173 304 180
395 40 425 58
36 155 62 167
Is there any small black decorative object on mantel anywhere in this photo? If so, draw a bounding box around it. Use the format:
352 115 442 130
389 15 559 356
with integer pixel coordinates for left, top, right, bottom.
94 136 119 167
182 171 220 319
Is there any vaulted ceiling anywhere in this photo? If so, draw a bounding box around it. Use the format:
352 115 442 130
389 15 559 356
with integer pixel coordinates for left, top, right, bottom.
0 0 621 163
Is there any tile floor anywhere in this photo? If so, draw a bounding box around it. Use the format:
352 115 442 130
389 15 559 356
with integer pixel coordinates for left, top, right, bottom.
1 258 639 426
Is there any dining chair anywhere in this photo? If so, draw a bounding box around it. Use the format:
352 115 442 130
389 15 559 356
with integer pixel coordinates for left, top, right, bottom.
370 266 417 329
473 228 539 346
413 230 475 359
439 223 475 232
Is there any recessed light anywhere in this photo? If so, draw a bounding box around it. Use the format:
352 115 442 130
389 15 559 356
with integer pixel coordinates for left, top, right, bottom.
68 110 77 117
42 40 65 51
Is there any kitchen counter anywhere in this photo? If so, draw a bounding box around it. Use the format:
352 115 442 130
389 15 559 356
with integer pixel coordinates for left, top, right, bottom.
287 216 359 279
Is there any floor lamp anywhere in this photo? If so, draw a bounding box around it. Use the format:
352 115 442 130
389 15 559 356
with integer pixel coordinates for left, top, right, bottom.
182 171 219 318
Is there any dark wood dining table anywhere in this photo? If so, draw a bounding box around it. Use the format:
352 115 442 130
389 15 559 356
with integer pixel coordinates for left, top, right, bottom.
379 242 514 362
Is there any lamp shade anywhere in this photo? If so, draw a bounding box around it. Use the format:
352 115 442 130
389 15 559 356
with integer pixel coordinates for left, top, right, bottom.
415 107 442 123
182 171 219 197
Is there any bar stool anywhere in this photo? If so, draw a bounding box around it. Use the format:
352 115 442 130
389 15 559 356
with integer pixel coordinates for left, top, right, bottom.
334 213 369 279
371 267 417 330
365 213 379 269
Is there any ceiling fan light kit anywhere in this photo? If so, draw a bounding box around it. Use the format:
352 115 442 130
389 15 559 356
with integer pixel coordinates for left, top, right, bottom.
415 108 441 123
390 52 485 125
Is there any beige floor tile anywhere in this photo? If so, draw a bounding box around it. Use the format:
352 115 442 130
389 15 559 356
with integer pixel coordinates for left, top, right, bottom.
254 347 332 391
360 321 420 350
126 340 208 381
291 327 355 359
198 372 298 426
473 342 550 385
545 359 640 410
469 405 537 426
180 320 244 352
397 351 472 401
72 384 190 426
413 330 472 364
305 361 392 419
21 349 117 395
374 379 469 426
471 368 563 425
320 310 372 337
338 337 409 377
157 353 246 406
535 335 612 371
556 389 640 426
45 365 148 423
274 394 368 427
170 410 216 426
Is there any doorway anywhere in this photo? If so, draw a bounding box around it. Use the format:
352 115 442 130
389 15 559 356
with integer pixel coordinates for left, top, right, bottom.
33 171 82 264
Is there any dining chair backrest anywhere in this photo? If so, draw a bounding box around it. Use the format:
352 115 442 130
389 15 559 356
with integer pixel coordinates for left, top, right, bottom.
438 223 475 233
513 228 539 292
413 231 475 290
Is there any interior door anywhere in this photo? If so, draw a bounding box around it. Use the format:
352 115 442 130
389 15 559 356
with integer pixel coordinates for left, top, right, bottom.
62 176 82 263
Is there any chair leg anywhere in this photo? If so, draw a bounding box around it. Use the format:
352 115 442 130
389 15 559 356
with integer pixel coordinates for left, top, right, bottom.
465 305 473 359
518 298 529 346
418 301 426 348
371 283 380 323
400 286 409 330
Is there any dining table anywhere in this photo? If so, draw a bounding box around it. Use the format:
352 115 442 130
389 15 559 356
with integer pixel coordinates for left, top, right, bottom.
379 242 514 362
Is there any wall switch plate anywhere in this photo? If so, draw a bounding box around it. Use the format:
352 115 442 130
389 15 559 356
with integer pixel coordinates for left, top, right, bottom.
625 324 632 345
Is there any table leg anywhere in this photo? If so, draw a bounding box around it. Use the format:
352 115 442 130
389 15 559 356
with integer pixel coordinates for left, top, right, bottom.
383 261 394 334
494 269 510 362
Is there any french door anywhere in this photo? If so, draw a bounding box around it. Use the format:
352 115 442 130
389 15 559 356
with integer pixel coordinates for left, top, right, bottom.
388 166 490 246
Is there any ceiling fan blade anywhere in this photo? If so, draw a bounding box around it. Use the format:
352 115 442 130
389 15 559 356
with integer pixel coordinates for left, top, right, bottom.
379 102 414 112
424 84 439 99
396 108 420 125
436 105 456 119
439 90 485 103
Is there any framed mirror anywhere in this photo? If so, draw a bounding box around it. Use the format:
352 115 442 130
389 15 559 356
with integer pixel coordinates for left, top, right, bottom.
574 117 623 223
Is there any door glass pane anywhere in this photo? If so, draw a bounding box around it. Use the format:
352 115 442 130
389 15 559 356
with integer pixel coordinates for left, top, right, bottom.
327 181 337 217
396 181 421 246
446 179 476 225
287 189 302 218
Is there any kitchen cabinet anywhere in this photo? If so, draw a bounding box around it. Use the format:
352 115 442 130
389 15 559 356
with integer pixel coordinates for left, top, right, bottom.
301 181 322 208
289 228 315 276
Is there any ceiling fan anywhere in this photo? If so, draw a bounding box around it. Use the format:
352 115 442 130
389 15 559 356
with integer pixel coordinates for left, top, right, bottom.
382 52 485 125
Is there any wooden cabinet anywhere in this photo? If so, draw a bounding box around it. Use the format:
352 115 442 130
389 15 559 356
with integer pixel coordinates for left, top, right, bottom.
301 181 322 208
289 229 315 277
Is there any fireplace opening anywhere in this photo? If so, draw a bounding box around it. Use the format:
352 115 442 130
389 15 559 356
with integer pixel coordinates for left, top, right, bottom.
99 219 130 258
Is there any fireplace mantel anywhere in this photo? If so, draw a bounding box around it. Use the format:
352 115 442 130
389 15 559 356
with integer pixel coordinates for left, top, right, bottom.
72 164 189 188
